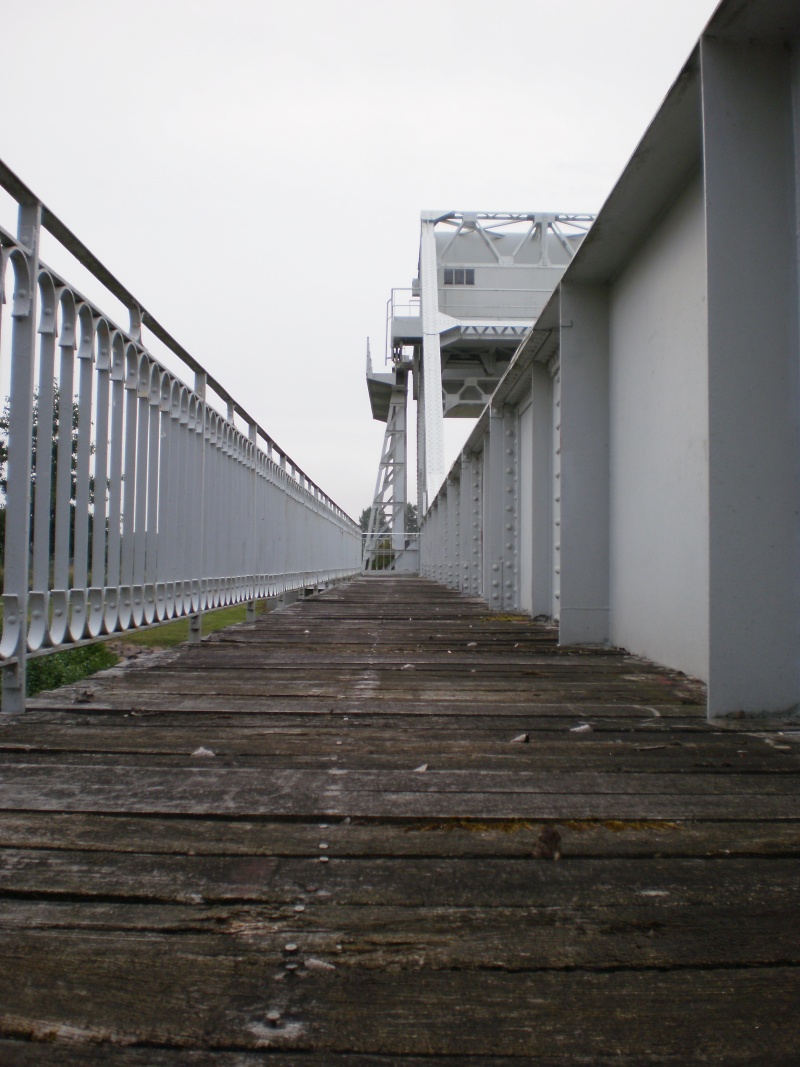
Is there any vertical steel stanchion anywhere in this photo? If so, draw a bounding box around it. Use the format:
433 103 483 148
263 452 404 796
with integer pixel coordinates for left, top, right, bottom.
2 202 41 712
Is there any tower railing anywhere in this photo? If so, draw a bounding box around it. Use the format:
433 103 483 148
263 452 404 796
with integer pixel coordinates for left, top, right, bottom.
0 159 362 712
385 288 420 363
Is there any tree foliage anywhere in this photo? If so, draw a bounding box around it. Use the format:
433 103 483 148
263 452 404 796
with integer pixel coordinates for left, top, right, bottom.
25 643 118 696
0 385 82 500
0 385 85 562
359 504 418 534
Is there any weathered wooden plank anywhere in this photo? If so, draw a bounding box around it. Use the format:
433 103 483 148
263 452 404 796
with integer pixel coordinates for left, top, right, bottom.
11 1044 720 1067
3 741 795 778
91 667 698 691
18 702 712 727
1 811 798 858
3 764 800 820
0 945 797 1058
0 722 785 752
2 899 798 971
2 849 798 907
0 1048 677 1067
33 688 702 711
3 760 799 795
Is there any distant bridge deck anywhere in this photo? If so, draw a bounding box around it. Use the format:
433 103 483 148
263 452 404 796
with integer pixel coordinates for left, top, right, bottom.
1 576 799 1063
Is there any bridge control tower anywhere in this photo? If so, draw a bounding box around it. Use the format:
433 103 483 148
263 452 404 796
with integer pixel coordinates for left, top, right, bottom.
364 210 593 568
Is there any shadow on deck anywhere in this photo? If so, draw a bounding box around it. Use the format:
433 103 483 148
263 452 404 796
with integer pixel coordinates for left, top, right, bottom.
1 576 798 1063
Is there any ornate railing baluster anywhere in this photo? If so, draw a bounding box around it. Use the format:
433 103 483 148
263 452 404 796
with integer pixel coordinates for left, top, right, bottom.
1 202 41 712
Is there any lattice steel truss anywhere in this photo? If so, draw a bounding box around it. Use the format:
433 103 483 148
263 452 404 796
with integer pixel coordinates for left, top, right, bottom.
363 344 410 570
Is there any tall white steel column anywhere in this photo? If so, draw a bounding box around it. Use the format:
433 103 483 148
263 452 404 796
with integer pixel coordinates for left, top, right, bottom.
558 282 610 645
702 36 800 716
419 216 446 513
549 358 562 623
482 412 503 611
481 405 519 611
517 361 554 618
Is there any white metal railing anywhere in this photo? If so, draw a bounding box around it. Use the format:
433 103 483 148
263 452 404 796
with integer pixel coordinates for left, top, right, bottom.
0 160 362 711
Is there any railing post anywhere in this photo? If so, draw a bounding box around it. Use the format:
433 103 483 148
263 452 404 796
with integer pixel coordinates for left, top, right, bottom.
247 421 257 621
190 370 207 643
2 201 41 713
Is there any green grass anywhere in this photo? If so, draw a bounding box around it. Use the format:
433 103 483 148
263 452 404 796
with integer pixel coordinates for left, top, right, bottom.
117 601 268 649
27 643 118 696
25 600 269 695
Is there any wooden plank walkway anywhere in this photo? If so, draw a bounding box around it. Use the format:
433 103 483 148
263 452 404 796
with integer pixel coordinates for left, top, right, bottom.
0 575 798 1064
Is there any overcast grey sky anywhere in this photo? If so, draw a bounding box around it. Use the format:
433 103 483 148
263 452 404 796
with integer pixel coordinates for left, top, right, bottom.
0 0 720 518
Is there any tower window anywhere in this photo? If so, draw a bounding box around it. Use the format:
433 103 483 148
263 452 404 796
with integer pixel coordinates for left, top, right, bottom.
443 268 475 286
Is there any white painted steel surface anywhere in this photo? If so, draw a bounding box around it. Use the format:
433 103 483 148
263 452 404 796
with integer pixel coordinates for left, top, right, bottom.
419 218 446 511
701 33 800 717
608 177 709 681
418 0 800 718
518 398 533 615
550 362 561 623
0 163 361 711
558 283 610 646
